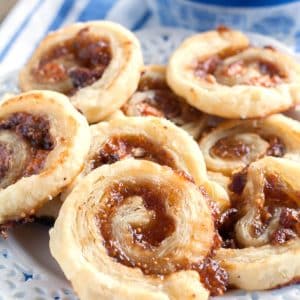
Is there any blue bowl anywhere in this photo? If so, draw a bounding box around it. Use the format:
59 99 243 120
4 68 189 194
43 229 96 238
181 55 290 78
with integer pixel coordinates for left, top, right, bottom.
147 0 300 48
176 0 299 6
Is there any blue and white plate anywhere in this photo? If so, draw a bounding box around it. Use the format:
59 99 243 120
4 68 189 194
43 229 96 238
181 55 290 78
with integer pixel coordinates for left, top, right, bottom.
0 27 299 300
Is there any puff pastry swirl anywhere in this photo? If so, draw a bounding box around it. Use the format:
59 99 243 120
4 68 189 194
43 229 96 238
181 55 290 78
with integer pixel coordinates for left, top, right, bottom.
216 157 300 290
77 116 229 211
199 114 300 176
167 28 300 119
0 90 90 225
121 65 210 138
19 21 143 123
49 159 220 299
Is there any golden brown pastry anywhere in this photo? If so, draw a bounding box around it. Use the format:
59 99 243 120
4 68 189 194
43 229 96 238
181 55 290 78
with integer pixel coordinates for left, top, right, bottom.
34 197 62 222
19 21 143 123
70 116 229 212
216 157 300 290
0 90 90 226
121 65 212 138
167 27 300 119
216 239 300 291
207 171 230 195
199 114 300 176
234 157 300 247
50 159 228 299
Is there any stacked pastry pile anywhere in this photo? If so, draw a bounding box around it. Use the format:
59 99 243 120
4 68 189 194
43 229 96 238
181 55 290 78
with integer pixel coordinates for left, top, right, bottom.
0 22 300 300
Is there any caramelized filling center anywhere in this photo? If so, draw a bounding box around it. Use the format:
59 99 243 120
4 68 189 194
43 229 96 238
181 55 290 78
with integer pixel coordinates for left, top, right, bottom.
194 51 286 87
91 134 177 170
99 181 175 253
210 136 250 160
222 171 300 247
97 181 228 296
0 112 54 187
32 27 112 94
210 133 285 161
123 76 203 123
263 174 300 245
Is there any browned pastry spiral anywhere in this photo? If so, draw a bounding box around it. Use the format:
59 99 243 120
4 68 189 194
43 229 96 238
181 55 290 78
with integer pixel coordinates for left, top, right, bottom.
62 116 229 212
167 27 300 119
216 157 300 290
19 21 143 123
50 159 228 300
0 90 90 226
121 65 217 139
199 114 300 176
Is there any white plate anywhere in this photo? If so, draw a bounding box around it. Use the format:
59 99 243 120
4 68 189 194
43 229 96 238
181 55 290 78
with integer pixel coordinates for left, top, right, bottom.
0 27 300 300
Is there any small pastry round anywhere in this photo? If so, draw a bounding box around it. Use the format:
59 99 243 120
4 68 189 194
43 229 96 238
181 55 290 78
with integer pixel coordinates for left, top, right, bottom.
0 90 90 225
234 157 300 247
199 114 300 176
19 21 143 123
216 156 300 290
167 27 300 119
80 116 229 211
122 65 209 138
50 159 225 299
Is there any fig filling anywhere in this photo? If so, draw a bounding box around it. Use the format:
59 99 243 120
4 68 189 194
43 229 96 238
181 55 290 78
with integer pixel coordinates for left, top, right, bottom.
229 168 248 195
99 181 176 257
122 75 203 124
223 171 300 247
98 181 228 296
194 51 286 87
0 112 54 185
263 174 300 245
32 27 112 94
217 208 239 249
210 134 285 160
91 134 177 170
192 257 228 296
210 136 250 160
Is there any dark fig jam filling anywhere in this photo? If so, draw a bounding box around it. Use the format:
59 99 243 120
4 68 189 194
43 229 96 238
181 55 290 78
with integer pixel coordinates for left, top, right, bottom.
32 27 112 94
194 49 286 87
263 174 300 245
99 181 176 256
229 168 248 195
217 208 239 249
0 112 54 186
221 170 300 248
97 180 228 295
192 257 228 296
122 75 203 124
208 130 290 248
91 134 177 170
210 136 250 160
210 133 285 161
